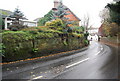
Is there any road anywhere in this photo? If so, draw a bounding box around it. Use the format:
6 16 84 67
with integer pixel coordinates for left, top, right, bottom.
2 41 119 80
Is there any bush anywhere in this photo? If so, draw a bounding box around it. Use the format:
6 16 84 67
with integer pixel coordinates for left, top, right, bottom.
8 24 28 31
84 40 89 45
2 30 59 45
102 22 119 36
72 33 84 38
69 26 84 33
1 27 89 62
0 43 5 57
38 10 53 26
0 17 5 29
2 31 33 44
45 19 64 30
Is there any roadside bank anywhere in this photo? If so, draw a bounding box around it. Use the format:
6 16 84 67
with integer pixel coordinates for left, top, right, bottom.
1 46 88 66
100 37 120 47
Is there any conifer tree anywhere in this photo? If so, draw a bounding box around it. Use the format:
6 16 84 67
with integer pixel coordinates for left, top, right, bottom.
52 5 72 32
8 8 27 31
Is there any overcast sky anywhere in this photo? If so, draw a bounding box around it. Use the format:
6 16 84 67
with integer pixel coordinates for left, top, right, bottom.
0 0 113 27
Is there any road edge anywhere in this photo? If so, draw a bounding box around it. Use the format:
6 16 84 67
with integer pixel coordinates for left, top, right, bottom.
2 46 89 67
100 37 120 48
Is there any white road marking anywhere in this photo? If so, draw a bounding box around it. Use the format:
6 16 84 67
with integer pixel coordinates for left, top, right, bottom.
33 76 43 79
94 46 103 56
101 48 103 51
100 45 103 51
66 58 90 68
95 51 101 56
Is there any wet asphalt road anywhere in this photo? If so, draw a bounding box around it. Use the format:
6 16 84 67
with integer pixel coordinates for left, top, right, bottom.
2 41 119 80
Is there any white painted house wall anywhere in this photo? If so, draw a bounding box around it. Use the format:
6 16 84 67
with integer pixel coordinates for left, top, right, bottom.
22 20 37 27
4 17 37 30
88 29 98 34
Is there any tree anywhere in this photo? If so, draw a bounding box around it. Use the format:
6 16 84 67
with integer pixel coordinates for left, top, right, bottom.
51 5 72 33
8 8 27 31
38 10 53 26
52 5 68 20
99 8 110 23
102 22 118 36
0 16 4 29
45 19 64 31
106 1 120 25
99 1 120 37
81 14 90 33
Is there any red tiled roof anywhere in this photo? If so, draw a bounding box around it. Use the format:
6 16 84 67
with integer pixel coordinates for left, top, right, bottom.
64 10 80 21
52 5 81 21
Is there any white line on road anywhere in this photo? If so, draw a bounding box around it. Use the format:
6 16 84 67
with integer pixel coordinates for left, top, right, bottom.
33 76 43 79
100 45 103 51
101 48 103 51
66 58 90 68
95 51 101 56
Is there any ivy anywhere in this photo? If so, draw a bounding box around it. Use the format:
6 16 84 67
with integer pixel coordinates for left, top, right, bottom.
0 43 5 57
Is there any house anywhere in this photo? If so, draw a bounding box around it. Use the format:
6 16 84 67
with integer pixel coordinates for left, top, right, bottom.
52 0 81 26
21 20 37 27
88 28 99 35
3 16 37 30
0 9 37 30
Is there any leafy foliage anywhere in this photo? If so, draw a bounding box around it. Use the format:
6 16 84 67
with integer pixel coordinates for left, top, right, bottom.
52 5 69 20
102 22 119 36
100 1 120 37
84 40 89 45
72 33 84 38
0 16 4 29
45 19 64 30
1 26 88 62
38 10 53 26
71 26 85 33
106 1 120 25
0 43 5 57
2 30 58 45
52 5 71 27
8 8 27 31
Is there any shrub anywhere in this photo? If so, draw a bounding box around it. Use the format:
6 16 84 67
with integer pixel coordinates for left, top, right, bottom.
45 19 64 30
32 48 39 53
2 30 59 44
2 31 33 44
84 40 89 45
102 22 119 36
72 33 84 38
0 43 5 57
8 24 28 31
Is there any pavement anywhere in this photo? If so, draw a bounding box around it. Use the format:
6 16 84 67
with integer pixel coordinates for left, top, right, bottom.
2 40 119 80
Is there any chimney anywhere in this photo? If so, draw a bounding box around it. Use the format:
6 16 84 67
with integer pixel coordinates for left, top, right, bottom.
54 0 62 8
